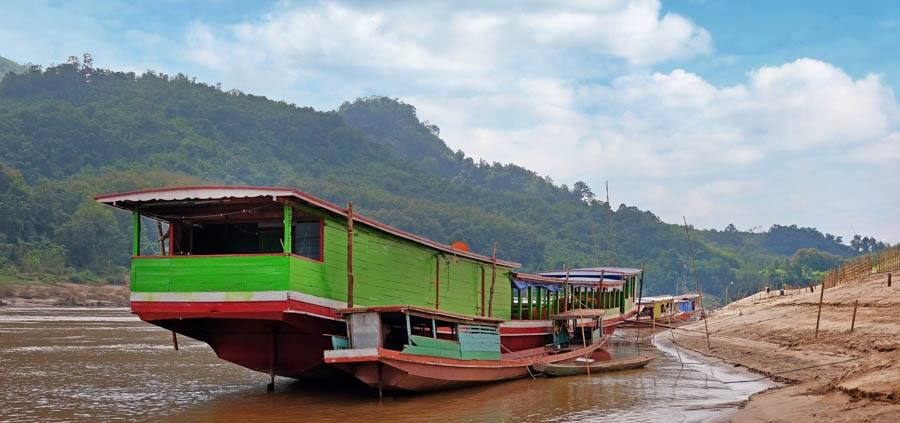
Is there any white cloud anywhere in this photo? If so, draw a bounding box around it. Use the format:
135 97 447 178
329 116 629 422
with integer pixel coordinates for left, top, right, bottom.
184 0 712 83
177 1 898 241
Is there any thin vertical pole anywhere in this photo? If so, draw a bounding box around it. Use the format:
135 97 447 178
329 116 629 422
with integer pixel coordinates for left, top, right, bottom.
850 299 858 332
563 266 570 312
481 267 486 316
488 242 497 317
635 265 645 350
267 328 277 392
132 211 141 256
435 256 441 310
683 217 710 350
536 288 542 320
171 331 179 351
346 202 355 308
815 279 826 338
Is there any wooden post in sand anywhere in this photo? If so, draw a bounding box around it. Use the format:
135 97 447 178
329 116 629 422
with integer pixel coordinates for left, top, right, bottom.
850 299 858 332
815 280 826 338
683 217 711 350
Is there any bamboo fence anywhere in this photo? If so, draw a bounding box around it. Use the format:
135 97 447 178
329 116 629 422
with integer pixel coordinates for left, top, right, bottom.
821 244 900 288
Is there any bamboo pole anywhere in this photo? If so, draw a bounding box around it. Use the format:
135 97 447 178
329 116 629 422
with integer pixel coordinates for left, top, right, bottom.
488 242 497 317
635 265 645 348
435 255 441 310
346 202 355 308
683 217 710 350
850 299 858 332
481 267 486 316
815 279 826 338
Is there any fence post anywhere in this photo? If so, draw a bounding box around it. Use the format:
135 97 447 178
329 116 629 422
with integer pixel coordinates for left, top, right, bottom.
815 280 826 339
850 299 858 332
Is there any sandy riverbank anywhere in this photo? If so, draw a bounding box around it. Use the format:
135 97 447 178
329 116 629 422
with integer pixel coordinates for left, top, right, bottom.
670 271 900 422
0 282 129 307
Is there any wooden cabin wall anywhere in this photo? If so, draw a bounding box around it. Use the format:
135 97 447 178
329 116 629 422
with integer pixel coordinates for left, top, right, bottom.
289 211 513 319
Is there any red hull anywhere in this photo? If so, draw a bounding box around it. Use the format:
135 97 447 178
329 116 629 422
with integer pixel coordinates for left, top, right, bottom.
326 343 605 392
135 299 345 379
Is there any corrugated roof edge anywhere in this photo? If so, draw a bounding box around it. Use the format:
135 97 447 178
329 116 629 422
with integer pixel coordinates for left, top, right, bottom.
95 185 521 268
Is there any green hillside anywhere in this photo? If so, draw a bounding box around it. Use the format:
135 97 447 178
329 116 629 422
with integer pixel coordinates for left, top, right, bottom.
0 63 886 301
0 56 25 79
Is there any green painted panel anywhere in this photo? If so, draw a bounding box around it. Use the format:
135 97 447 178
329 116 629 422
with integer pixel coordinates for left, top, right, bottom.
403 335 463 359
131 208 516 320
132 255 289 292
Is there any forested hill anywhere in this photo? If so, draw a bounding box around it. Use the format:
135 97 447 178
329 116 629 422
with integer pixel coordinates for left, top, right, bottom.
0 56 25 79
0 62 888 301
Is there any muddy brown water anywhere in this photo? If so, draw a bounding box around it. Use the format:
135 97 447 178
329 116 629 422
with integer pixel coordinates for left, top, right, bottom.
0 307 772 422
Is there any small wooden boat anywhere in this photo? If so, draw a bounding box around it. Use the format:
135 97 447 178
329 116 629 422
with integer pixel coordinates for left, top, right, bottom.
324 306 608 392
532 354 656 377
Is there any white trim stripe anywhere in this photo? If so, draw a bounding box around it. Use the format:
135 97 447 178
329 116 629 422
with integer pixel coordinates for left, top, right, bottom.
130 290 351 309
131 291 288 303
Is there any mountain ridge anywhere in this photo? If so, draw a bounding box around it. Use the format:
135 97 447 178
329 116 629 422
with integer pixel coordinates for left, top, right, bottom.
0 61 886 301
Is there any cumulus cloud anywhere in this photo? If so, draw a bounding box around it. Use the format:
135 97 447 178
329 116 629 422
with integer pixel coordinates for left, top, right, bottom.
184 0 711 81
179 1 898 241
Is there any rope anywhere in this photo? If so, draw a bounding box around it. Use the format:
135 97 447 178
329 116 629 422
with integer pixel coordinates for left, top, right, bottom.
722 356 864 384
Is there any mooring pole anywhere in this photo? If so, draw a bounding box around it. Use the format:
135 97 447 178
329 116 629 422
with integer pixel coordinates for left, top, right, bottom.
346 202 355 308
635 264 645 349
267 328 277 392
815 279 826 338
850 299 858 332
683 217 710 350
171 331 179 351
888 273 892 287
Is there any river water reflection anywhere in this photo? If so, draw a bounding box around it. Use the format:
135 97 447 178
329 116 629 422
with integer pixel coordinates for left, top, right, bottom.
0 307 771 422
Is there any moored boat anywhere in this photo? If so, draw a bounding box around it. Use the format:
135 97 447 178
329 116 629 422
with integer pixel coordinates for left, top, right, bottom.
532 354 656 377
501 268 641 351
96 186 520 384
324 306 607 392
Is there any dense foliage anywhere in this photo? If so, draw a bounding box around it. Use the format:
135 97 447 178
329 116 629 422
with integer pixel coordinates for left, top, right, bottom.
0 62 887 302
0 56 25 80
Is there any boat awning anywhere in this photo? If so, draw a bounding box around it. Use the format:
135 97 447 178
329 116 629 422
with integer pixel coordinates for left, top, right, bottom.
337 305 504 325
95 185 520 268
637 295 675 304
540 266 642 280
511 272 625 290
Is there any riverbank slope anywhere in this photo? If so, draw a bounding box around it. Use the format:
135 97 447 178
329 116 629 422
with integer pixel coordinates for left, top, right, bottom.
674 271 900 422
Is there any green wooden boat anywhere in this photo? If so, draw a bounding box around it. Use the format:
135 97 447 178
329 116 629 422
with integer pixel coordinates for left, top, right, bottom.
531 354 656 377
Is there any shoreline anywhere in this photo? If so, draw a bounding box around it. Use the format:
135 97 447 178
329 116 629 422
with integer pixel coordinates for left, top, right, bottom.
670 271 900 422
650 330 776 422
0 282 129 307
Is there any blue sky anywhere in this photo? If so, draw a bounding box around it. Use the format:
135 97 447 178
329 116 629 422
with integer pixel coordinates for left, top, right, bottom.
2 0 898 243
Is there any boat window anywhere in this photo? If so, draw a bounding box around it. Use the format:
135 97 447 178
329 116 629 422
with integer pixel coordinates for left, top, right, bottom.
292 220 322 260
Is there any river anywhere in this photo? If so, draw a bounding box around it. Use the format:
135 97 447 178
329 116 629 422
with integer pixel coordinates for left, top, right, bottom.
0 307 772 422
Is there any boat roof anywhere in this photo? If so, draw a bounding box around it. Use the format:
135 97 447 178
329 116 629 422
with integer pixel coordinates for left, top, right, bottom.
337 305 504 325
95 186 520 268
637 295 675 304
511 272 625 287
539 266 643 278
675 294 701 301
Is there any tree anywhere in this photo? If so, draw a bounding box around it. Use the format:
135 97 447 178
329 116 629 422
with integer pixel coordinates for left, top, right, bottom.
724 223 737 232
572 181 595 202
